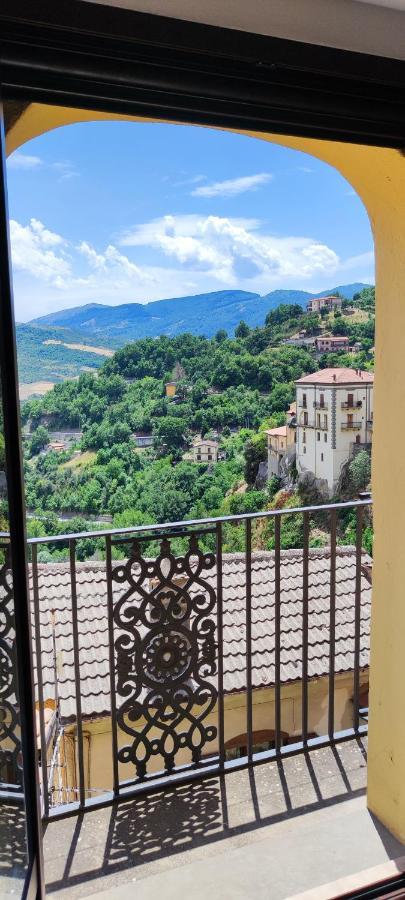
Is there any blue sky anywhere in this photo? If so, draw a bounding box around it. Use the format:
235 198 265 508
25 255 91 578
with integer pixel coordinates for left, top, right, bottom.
6 121 374 321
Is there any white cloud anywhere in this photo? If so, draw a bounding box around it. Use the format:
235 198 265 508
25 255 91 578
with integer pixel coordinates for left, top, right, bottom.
7 153 78 181
121 213 339 284
9 218 70 286
9 215 374 321
174 174 206 187
297 166 314 174
192 173 273 198
8 153 42 170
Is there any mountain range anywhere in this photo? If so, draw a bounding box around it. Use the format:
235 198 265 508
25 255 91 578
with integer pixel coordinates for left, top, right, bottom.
30 283 368 345
18 283 370 389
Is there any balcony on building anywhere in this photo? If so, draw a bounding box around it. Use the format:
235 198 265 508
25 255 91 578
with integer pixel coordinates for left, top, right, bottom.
341 421 363 430
313 400 329 409
8 493 399 900
341 401 363 410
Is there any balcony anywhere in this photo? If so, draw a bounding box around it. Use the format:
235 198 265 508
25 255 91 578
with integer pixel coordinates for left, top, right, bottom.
341 421 362 430
5 498 405 898
341 401 363 409
313 401 329 409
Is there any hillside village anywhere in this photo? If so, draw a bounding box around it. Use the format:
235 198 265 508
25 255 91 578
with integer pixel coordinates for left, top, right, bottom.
18 286 374 559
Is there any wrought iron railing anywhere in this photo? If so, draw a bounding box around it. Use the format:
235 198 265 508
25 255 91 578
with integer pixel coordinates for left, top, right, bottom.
341 401 362 409
341 421 362 430
0 498 372 821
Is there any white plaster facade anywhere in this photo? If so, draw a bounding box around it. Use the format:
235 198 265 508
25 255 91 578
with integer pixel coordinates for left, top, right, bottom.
295 368 374 493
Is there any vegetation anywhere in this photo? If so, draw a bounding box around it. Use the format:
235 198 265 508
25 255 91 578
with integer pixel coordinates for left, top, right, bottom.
19 290 375 560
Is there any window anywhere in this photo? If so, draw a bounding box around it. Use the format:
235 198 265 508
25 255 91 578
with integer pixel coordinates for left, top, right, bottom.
320 392 325 408
303 431 306 443
303 446 306 454
302 393 307 408
347 393 354 407
208 453 212 460
316 414 320 427
303 411 308 425
317 432 320 441
321 452 324 461
324 433 327 442
225 730 289 761
323 415 328 429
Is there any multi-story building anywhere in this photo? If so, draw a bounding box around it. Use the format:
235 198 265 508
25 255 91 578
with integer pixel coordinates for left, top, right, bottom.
295 367 374 492
266 420 296 477
306 295 342 314
192 438 219 463
314 335 350 353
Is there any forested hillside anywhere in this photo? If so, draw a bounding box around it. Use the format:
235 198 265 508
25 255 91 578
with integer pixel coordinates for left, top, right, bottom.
21 289 375 560
30 283 368 343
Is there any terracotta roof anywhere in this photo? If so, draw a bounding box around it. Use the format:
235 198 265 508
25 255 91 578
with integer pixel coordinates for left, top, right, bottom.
31 547 371 722
296 368 374 385
265 426 288 438
193 438 218 447
315 335 349 342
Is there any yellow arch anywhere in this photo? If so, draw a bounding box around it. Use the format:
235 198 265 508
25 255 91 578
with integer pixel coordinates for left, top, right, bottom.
6 102 405 842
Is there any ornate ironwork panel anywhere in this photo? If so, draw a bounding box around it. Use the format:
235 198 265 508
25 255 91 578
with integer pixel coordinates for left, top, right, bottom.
0 546 22 790
112 534 217 779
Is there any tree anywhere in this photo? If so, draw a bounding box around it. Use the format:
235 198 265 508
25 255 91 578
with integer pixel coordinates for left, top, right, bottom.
153 417 187 455
235 320 250 339
244 434 266 486
215 329 228 343
348 450 371 493
29 426 49 456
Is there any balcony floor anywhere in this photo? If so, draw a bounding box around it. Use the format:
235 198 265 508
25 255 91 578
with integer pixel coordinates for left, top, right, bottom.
43 738 405 900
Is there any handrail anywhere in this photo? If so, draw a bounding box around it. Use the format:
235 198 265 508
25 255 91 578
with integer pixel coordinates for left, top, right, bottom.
0 497 372 545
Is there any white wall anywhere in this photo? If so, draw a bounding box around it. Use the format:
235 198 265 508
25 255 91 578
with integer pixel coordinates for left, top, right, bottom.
296 382 373 492
85 0 405 61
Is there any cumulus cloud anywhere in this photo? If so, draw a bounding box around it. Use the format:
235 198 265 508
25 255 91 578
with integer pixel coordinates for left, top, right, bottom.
9 214 373 321
192 173 273 198
121 213 339 284
9 218 70 286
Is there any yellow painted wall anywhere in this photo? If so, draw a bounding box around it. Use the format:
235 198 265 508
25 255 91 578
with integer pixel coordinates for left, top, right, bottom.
6 103 405 839
61 673 364 798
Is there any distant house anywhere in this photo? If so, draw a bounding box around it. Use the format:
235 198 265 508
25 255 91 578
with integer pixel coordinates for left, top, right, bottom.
296 367 374 493
132 432 154 448
314 335 350 353
307 295 342 314
192 438 219 463
47 440 67 453
165 382 177 398
265 424 296 477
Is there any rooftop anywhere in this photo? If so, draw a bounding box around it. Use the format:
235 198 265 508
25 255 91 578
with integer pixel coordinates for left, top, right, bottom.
309 295 341 302
264 426 288 438
315 335 350 342
296 367 374 385
193 438 219 447
32 547 371 721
